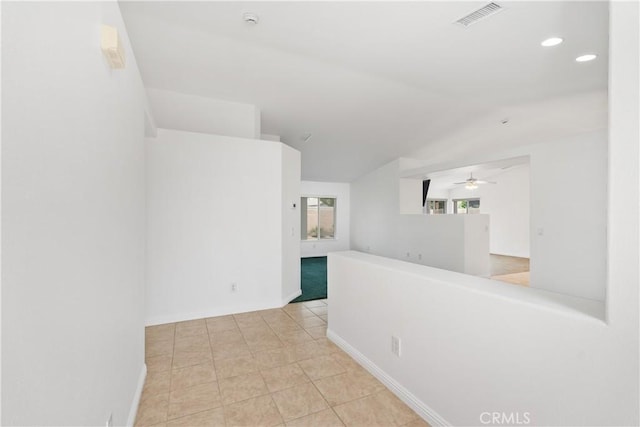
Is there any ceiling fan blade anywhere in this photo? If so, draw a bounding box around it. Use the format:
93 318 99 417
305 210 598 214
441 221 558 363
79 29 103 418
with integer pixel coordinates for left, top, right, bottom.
453 181 467 185
475 180 497 184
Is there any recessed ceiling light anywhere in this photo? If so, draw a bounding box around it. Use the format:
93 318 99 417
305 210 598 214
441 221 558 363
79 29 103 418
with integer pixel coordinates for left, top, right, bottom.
576 54 597 62
541 37 563 47
243 12 259 25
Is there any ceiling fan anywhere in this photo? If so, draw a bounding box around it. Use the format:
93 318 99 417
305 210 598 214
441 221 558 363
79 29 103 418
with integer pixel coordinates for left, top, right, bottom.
454 173 496 189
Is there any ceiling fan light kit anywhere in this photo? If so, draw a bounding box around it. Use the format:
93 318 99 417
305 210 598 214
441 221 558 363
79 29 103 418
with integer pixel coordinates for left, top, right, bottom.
454 172 497 189
243 12 259 25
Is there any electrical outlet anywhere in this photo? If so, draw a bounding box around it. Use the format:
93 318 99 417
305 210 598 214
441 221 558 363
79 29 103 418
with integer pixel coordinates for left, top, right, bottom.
106 413 113 427
418 253 422 260
391 336 401 357
406 252 410 258
231 283 238 292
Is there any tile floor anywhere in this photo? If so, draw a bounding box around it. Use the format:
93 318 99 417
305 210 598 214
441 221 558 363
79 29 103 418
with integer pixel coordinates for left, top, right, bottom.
137 299 430 427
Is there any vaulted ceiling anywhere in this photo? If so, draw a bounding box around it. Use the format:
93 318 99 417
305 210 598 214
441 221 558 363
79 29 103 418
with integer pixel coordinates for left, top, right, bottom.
120 1 608 181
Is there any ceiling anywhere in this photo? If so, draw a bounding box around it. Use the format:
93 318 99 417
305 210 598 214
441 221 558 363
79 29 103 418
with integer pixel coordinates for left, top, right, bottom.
120 1 609 182
417 156 530 193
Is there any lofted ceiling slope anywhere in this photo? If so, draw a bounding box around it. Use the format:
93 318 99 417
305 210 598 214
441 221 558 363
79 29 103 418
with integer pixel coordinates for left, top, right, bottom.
120 1 608 182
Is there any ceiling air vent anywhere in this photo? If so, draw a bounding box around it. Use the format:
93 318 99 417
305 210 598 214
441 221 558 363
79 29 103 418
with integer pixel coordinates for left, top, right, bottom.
455 2 503 27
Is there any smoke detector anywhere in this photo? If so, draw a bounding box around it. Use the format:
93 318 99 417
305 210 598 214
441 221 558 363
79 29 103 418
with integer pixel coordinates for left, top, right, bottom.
243 13 259 25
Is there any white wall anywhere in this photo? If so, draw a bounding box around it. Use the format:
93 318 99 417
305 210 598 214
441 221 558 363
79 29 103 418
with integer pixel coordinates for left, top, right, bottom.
0 0 4 419
350 160 489 275
528 133 607 300
261 134 281 142
462 214 492 276
396 215 465 272
301 181 350 258
329 5 639 425
398 214 490 276
146 88 261 139
146 128 300 325
2 2 147 425
327 251 622 426
281 146 302 301
368 130 608 301
350 159 402 259
435 131 607 299
448 164 530 258
399 178 422 214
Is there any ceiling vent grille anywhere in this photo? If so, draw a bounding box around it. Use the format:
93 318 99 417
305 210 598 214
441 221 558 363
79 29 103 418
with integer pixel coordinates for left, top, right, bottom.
455 2 503 27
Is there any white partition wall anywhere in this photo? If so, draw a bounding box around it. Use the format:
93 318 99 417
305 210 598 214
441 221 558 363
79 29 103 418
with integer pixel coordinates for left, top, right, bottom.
351 159 489 276
282 147 303 301
448 164 530 258
146 129 301 325
396 214 490 276
353 130 607 300
329 3 639 425
327 252 625 426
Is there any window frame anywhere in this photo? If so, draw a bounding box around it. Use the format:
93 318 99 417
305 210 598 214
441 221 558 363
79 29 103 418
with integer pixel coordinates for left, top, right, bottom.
453 198 481 214
426 198 448 214
301 195 337 241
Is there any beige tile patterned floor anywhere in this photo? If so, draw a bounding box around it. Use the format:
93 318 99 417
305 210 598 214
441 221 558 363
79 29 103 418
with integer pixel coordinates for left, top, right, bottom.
137 299 430 427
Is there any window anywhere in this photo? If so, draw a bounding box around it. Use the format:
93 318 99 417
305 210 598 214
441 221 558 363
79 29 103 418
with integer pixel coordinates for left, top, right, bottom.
301 197 336 240
426 199 447 214
453 198 480 214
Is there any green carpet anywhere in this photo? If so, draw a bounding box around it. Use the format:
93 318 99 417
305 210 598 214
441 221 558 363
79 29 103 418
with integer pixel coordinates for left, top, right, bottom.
292 256 327 303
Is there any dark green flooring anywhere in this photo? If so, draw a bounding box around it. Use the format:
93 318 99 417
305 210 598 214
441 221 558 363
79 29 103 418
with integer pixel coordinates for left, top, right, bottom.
292 256 327 303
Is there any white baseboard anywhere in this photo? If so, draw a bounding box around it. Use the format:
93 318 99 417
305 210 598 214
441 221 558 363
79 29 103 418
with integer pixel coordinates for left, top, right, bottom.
282 289 302 305
327 330 450 427
146 299 298 326
127 363 147 427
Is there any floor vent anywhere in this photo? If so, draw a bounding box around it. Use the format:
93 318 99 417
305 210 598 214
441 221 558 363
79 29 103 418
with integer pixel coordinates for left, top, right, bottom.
455 2 503 27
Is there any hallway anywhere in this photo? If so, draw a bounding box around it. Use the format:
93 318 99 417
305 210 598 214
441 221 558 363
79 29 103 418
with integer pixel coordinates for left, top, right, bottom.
137 300 429 426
